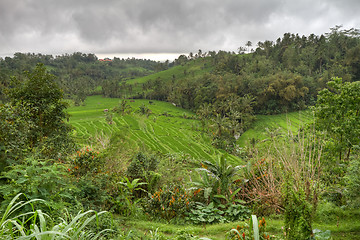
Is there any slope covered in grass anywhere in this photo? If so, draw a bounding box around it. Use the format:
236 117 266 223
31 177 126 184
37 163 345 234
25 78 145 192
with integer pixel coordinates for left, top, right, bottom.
68 96 241 164
238 110 314 146
123 58 214 97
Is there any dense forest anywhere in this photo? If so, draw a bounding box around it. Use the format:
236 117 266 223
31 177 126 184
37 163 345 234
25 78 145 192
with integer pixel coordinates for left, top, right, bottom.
0 27 359 239
142 26 360 113
0 52 161 104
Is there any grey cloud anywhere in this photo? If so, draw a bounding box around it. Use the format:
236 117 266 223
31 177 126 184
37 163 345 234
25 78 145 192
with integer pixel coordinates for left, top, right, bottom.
0 0 359 57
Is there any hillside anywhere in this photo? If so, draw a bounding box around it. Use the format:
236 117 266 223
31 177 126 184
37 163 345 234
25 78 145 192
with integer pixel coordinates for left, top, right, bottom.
237 110 314 146
68 95 315 166
68 95 242 164
122 57 214 98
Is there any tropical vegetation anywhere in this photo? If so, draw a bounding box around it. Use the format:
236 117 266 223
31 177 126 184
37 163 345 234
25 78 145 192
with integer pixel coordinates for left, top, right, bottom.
0 27 360 239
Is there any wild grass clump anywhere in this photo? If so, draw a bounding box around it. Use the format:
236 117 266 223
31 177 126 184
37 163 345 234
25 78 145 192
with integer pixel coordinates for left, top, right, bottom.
0 193 112 239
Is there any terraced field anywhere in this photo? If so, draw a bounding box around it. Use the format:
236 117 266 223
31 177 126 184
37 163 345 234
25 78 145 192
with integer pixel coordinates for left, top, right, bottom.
237 110 314 146
68 95 241 164
68 96 313 164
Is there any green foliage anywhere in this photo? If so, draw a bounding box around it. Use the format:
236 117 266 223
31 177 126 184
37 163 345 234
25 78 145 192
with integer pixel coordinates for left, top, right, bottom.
105 111 113 124
119 177 148 195
312 229 332 240
0 102 31 170
0 193 111 239
314 78 360 162
226 216 271 240
222 202 251 222
185 201 250 225
6 63 74 159
186 202 226 225
138 103 152 116
111 177 147 217
174 229 207 240
127 152 159 180
0 158 73 212
73 173 112 210
113 100 132 115
0 63 74 168
344 153 360 208
315 201 347 223
71 147 103 177
126 152 160 193
192 155 243 202
145 184 191 221
282 174 313 240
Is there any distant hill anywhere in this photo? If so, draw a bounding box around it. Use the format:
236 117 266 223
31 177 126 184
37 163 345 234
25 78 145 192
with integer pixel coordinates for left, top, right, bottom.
121 57 214 98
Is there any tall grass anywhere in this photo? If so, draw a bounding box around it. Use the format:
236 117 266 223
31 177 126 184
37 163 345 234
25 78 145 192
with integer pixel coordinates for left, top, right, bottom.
0 193 111 239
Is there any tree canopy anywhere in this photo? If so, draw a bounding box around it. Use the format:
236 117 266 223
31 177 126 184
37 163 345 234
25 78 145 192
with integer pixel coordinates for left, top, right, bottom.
0 64 74 170
314 78 360 161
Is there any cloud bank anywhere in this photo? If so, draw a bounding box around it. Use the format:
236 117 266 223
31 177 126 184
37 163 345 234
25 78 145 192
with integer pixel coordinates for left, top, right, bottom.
0 0 359 57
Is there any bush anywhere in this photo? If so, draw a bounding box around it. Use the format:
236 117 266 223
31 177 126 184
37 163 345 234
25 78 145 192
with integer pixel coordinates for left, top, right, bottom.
315 201 347 223
0 157 74 213
282 174 312 240
226 216 272 240
70 147 103 177
185 202 250 225
73 172 113 210
126 152 160 193
344 154 360 208
145 184 191 221
127 152 158 177
241 158 282 215
111 177 147 217
222 202 251 222
186 202 227 225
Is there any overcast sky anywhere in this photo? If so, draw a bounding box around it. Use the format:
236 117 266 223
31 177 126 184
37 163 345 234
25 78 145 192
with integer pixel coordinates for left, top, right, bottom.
1 0 359 60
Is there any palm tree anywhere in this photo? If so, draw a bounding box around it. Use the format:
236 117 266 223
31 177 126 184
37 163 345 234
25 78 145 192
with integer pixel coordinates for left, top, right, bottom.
245 41 252 53
210 114 230 137
196 155 244 200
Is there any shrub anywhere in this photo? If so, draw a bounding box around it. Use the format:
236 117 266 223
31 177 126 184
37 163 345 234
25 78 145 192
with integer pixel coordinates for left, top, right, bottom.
185 201 250 225
222 202 251 222
315 201 349 223
185 202 227 225
241 158 282 215
0 157 74 213
145 184 191 221
73 172 113 210
127 152 159 179
113 100 132 115
282 174 312 240
111 177 147 217
344 154 360 208
70 147 103 177
226 215 272 240
126 152 160 194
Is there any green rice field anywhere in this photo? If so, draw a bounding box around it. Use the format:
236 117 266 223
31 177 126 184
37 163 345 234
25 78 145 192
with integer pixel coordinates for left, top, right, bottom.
237 110 314 146
68 95 241 164
68 96 314 164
